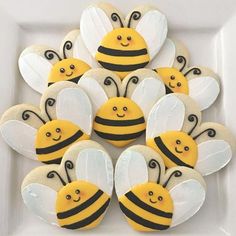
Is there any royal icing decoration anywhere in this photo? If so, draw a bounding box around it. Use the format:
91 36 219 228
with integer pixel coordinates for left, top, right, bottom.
21 141 113 230
0 82 92 164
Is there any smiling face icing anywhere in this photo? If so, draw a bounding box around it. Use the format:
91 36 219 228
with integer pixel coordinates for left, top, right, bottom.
119 182 173 231
56 180 110 230
35 120 89 164
96 28 150 79
157 68 189 94
147 131 198 169
94 97 146 147
48 58 91 86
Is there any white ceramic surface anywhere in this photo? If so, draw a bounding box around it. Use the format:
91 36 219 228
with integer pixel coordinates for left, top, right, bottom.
0 0 236 235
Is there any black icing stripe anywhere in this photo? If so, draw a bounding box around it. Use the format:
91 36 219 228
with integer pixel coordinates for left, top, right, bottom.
57 190 104 219
95 116 145 127
154 136 193 168
94 129 145 141
119 202 170 230
62 199 110 230
97 46 148 57
98 61 149 72
36 130 84 155
165 85 173 94
48 75 83 86
125 191 173 218
42 157 62 164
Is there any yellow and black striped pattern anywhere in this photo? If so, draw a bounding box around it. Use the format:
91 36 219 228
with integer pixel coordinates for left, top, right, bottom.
35 120 89 164
56 181 110 230
119 183 173 232
96 28 150 79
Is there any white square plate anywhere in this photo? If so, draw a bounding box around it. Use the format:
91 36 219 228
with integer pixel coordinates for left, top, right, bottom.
0 0 236 235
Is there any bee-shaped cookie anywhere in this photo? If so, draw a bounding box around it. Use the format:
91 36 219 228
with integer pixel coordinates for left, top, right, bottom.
21 140 113 230
78 68 165 147
0 82 92 164
80 3 168 79
115 145 206 232
18 29 97 93
151 38 220 110
146 94 235 175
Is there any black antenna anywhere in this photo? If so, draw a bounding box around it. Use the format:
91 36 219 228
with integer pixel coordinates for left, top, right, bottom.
127 11 141 28
176 56 187 72
44 98 56 121
192 128 216 140
184 67 201 77
163 170 182 188
123 76 139 97
104 76 120 97
64 160 74 183
44 50 62 61
22 110 46 124
63 41 73 59
47 170 66 186
187 114 199 136
111 13 124 27
148 159 162 184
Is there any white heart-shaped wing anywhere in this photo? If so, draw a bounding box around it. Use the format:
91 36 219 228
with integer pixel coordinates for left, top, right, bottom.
0 120 37 159
170 179 206 227
22 183 58 225
188 76 220 111
131 78 165 120
146 94 185 140
76 148 113 196
195 140 232 176
115 150 148 198
80 6 113 57
56 87 93 135
18 52 52 94
136 10 168 60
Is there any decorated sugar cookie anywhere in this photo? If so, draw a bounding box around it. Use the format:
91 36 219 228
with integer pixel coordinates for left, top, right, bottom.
21 140 113 230
152 38 220 110
78 68 165 147
146 94 235 175
115 145 206 232
0 82 92 164
80 3 168 79
18 29 95 93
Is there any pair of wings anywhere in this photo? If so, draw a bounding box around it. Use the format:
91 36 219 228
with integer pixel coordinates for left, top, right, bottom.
21 147 114 226
80 5 168 60
78 73 165 120
146 94 232 176
115 148 206 227
0 85 93 160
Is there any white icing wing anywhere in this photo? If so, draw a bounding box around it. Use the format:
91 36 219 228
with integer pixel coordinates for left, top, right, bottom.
195 140 232 176
22 183 58 225
76 148 113 196
170 179 206 227
115 150 148 198
188 76 220 111
0 120 37 159
146 94 185 140
56 87 93 135
80 6 113 57
131 78 165 120
73 34 100 68
136 10 168 60
78 77 108 115
18 53 52 94
147 38 175 69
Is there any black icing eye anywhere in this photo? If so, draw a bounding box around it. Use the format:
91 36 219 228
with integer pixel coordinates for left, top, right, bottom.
75 189 80 194
117 35 122 40
127 36 132 41
46 132 51 137
66 194 71 200
70 64 75 69
113 106 118 111
60 68 65 73
123 106 128 111
176 139 181 145
158 196 163 201
56 128 61 133
184 146 190 151
170 75 175 80
148 191 154 196
177 82 182 87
